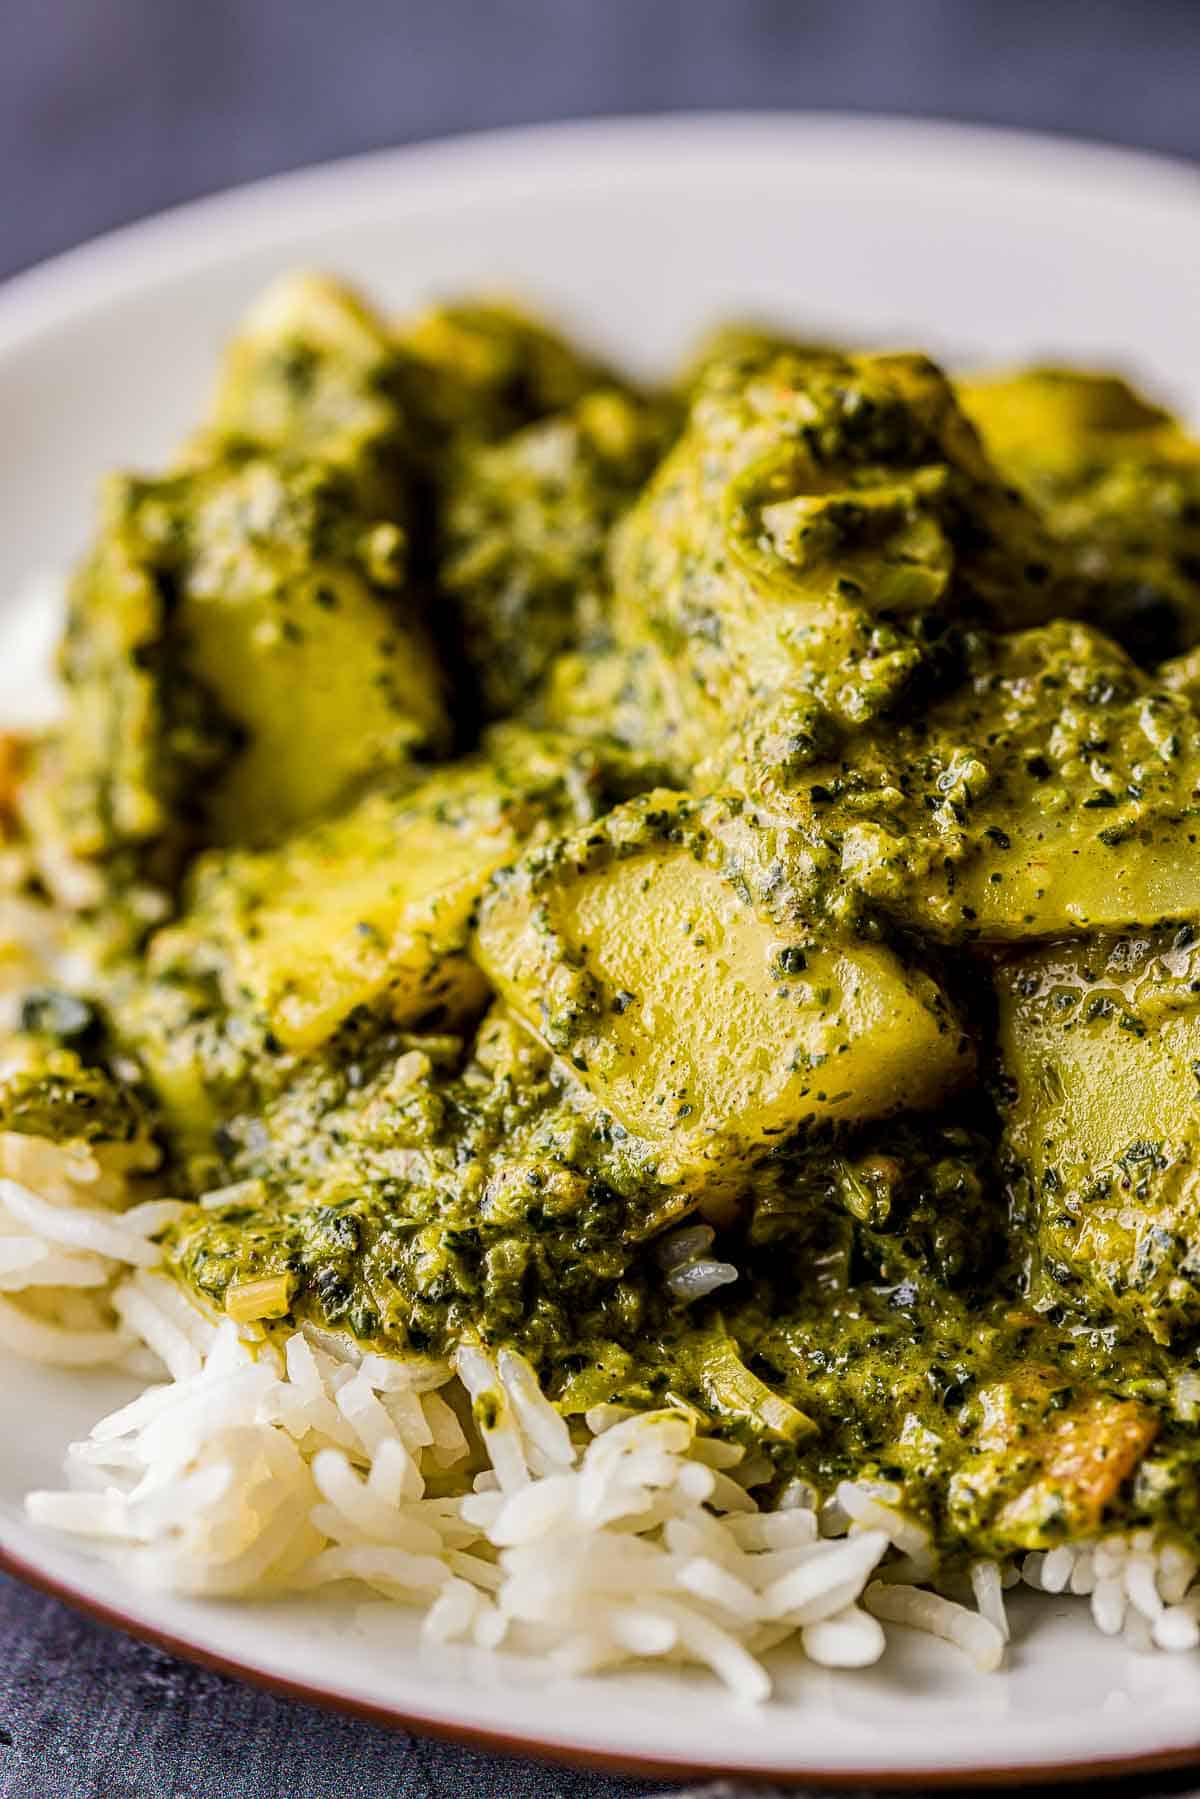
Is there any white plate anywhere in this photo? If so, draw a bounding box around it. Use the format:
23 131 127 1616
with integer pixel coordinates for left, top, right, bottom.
2 114 1200 1785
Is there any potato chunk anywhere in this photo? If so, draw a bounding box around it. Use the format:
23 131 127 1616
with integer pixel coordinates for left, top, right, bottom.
205 272 409 503
961 366 1200 663
394 299 619 448
30 449 450 902
608 349 1064 763
178 783 494 1055
25 275 451 899
473 792 970 1193
151 731 615 1057
997 929 1200 1342
175 455 447 840
717 622 1200 943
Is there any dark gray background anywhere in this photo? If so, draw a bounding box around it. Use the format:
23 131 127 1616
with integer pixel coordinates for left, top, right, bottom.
3 3 1200 1795
3 0 1200 282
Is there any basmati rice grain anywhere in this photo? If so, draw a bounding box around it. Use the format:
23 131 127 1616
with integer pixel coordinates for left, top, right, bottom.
1153 1605 1200 1653
776 1477 819 1512
472 1602 508 1649
301 1543 451 1597
864 1582 1005 1672
370 1436 429 1506
969 1559 1009 1641
447 1549 505 1593
745 1544 834 1583
818 1494 851 1536
734 1453 774 1490
725 1510 818 1554
0 1244 113 1288
486 1473 576 1546
1124 1553 1164 1620
835 1481 930 1560
676 1557 761 1623
1158 1542 1198 1606
801 1604 886 1669
705 1468 758 1515
120 1198 190 1236
607 1606 678 1658
1069 1550 1096 1597
0 1179 162 1265
648 1597 772 1703
455 1344 529 1493
1040 1545 1075 1594
665 1259 739 1302
498 1348 574 1470
25 1488 133 1539
335 1371 405 1461
312 1448 431 1545
1091 1576 1126 1636
548 1630 624 1676
584 1403 635 1435
675 1461 718 1507
662 1513 739 1570
128 1269 217 1351
380 1383 433 1451
420 1391 469 1464
656 1225 715 1270
359 1350 450 1396
284 1333 324 1396
687 1436 745 1470
1093 1540 1125 1577
111 1280 204 1382
761 1531 890 1624
422 1577 481 1642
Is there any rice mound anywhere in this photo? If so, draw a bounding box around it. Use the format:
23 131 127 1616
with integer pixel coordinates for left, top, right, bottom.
23 1275 924 1698
0 1131 178 1366
5 1137 1200 1698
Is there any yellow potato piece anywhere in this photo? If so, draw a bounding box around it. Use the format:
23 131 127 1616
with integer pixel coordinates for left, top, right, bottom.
474 792 970 1192
165 735 610 1058
181 548 446 843
180 773 531 1055
209 271 402 473
997 931 1200 1342
719 622 1200 944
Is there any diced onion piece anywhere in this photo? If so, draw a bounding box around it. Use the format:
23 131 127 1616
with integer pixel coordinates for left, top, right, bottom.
224 1274 296 1324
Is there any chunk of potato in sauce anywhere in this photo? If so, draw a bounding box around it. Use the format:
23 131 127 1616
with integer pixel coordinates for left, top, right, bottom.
997 929 1200 1343
153 733 615 1056
474 792 971 1197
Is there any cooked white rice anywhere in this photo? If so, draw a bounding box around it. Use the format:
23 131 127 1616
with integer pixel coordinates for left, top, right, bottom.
0 1131 175 1367
4 1133 1200 1700
1020 1531 1200 1652
23 1275 904 1698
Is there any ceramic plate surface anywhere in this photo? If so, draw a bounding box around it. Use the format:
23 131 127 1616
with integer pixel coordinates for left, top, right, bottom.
2 114 1200 1785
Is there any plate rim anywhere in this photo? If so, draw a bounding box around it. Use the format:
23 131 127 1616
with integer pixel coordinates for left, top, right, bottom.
2 110 1198 351
4 108 1200 1786
7 1536 1200 1790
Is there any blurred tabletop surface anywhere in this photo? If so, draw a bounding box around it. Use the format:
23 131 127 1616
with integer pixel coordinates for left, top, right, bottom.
2 0 1198 282
2 2 1200 1795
